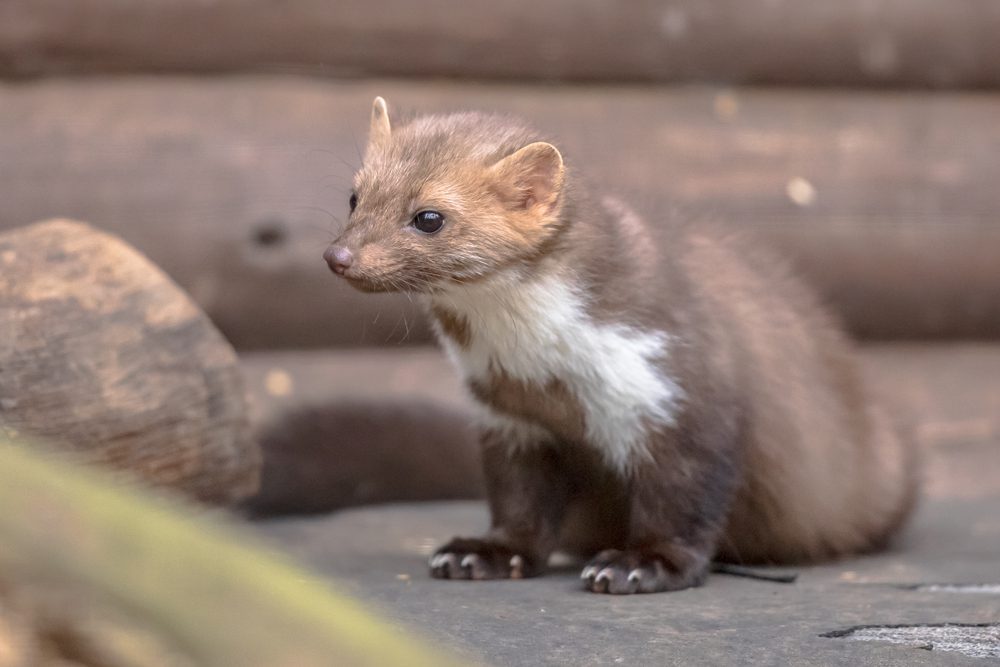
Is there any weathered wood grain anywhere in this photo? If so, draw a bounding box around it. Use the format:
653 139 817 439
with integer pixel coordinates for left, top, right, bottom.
1 79 999 344
1 0 999 87
0 219 259 504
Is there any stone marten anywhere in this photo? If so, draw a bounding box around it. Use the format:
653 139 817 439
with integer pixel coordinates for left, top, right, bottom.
323 97 919 594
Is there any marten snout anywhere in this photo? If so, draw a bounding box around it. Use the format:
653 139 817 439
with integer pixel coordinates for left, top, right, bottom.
324 245 354 275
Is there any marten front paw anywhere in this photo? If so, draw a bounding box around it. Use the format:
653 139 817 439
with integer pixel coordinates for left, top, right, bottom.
581 549 706 594
429 537 537 580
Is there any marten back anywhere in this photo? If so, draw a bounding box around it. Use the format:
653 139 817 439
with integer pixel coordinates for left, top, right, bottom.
674 228 919 562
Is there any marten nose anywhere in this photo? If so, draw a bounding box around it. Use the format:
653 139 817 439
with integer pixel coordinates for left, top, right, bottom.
324 245 354 275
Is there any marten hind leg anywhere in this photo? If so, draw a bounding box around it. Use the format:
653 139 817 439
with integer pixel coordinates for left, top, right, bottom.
431 428 571 580
582 421 741 594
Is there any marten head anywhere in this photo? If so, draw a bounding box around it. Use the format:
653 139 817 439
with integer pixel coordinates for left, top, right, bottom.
325 98 567 293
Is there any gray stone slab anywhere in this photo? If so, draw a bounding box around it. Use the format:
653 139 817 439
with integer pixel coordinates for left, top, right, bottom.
252 497 1000 665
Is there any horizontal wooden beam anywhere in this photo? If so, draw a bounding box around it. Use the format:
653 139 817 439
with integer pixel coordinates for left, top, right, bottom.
2 1 1000 87
2 78 998 344
237 344 1000 513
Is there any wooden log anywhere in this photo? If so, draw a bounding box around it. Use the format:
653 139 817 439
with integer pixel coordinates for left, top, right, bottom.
1 0 999 88
0 441 458 667
0 219 259 504
1 79 1000 343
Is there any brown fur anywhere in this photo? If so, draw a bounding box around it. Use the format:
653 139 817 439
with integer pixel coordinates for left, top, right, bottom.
326 99 921 593
430 304 471 347
470 374 588 444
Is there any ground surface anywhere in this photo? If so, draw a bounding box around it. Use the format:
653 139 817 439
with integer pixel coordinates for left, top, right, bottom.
252 494 1000 666
244 343 1000 664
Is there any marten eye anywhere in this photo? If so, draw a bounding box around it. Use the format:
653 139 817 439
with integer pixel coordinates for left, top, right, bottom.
349 193 358 213
412 210 445 234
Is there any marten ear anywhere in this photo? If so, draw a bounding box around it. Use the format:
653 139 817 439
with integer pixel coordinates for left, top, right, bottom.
488 142 565 214
367 96 392 153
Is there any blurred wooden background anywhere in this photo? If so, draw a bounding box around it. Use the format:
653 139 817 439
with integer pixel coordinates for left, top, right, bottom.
1 1 998 514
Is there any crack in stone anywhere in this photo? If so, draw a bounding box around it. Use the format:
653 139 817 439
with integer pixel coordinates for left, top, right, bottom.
822 623 1000 659
903 583 1000 594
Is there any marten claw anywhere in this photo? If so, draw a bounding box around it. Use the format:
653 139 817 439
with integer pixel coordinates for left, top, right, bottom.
509 554 526 578
429 538 534 580
581 550 677 594
429 552 462 578
582 563 639 594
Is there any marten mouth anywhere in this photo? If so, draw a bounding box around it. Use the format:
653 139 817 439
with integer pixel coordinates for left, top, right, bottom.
341 274 393 294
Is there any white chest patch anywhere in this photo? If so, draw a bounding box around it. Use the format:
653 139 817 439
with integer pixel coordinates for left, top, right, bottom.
431 273 684 472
